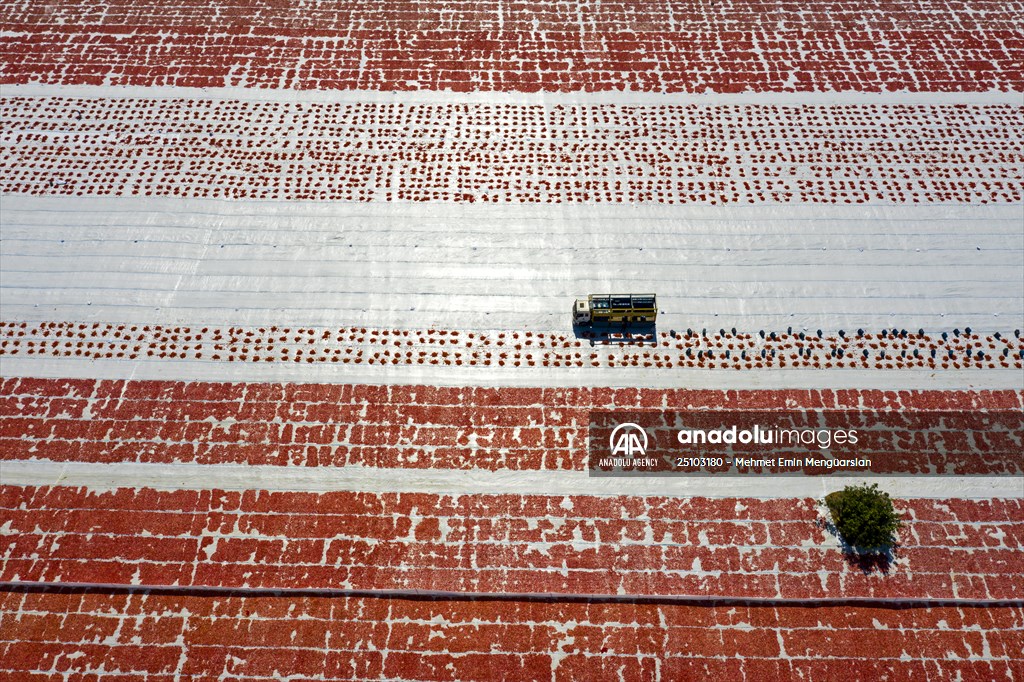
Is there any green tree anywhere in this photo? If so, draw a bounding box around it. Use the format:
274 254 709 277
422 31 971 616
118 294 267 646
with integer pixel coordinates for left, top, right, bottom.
825 484 902 550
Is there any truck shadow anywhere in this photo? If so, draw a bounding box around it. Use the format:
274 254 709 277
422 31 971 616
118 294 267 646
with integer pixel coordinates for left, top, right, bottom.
573 322 658 345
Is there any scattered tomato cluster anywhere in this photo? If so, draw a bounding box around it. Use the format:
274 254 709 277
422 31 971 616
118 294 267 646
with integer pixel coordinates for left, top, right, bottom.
3 98 1021 203
3 321 1021 370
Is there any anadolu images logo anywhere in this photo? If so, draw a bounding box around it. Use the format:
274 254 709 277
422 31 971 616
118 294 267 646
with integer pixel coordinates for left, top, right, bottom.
609 422 648 456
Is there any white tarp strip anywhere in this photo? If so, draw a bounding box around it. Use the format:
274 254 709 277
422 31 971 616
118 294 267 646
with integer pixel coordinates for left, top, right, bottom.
4 83 1023 106
2 459 1020 500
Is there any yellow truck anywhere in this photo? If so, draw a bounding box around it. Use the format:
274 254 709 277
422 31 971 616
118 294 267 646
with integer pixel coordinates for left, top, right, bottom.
572 294 657 326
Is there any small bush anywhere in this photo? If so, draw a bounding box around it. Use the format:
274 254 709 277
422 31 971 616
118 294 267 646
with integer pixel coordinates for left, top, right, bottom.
825 484 902 550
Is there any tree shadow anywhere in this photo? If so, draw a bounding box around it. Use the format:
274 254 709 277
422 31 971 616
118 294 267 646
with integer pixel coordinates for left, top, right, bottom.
818 517 899 575
841 546 898 574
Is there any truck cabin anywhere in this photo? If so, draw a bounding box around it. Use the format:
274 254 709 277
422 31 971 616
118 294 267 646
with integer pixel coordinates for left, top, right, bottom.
573 298 591 324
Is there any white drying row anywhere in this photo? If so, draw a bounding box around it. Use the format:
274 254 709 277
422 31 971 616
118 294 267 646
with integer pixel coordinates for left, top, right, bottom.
2 197 1021 334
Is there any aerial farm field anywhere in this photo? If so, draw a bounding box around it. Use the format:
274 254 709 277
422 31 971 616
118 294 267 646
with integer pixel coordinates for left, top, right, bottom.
1 0 1022 679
